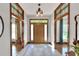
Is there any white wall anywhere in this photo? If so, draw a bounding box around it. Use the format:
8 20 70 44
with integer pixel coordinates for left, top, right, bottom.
70 4 79 47
50 13 55 48
56 20 60 42
24 13 28 46
0 3 10 56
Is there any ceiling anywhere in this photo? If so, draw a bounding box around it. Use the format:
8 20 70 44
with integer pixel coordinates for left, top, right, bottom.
20 3 60 16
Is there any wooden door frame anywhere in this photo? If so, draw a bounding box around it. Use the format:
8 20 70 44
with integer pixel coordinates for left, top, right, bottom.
10 3 24 56
54 3 70 49
29 19 48 44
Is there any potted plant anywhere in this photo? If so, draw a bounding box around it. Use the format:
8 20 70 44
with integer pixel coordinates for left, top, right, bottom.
72 40 79 56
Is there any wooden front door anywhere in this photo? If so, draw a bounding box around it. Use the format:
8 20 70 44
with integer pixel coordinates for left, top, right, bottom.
33 23 44 43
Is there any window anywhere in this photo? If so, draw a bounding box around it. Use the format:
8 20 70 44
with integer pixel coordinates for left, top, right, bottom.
12 23 16 39
54 3 70 43
31 24 34 41
63 16 68 42
55 3 69 20
44 24 47 41
11 3 24 20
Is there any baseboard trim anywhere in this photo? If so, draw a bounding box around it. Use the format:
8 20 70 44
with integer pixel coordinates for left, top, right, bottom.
27 42 52 45
55 42 68 44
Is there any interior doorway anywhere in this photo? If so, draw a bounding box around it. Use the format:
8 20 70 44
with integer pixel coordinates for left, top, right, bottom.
54 3 70 55
10 3 24 56
30 19 48 43
11 17 17 56
33 24 44 43
62 16 68 43
58 15 68 44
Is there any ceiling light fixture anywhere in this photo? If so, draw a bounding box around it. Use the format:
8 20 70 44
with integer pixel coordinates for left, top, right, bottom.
36 4 43 16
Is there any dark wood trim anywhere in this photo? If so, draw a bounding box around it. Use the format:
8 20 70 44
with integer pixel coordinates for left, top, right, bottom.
16 3 24 20
55 3 69 21
56 4 68 15
11 12 24 21
27 42 52 45
10 3 12 56
55 42 68 44
29 19 31 41
11 3 24 15
47 19 48 42
16 3 24 12
55 13 68 20
55 3 64 13
68 3 70 51
30 23 48 24
11 3 24 20
11 13 22 20
54 3 70 48
10 3 24 56
54 20 56 43
11 5 22 15
54 8 57 47
22 10 24 20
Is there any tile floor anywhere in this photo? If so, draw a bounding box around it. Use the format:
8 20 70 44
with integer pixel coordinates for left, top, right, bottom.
55 44 68 56
12 44 68 56
12 44 17 56
17 44 61 56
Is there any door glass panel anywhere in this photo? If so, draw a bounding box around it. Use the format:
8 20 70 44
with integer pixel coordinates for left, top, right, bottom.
12 23 16 40
63 16 68 42
31 24 33 41
12 18 17 56
44 24 47 41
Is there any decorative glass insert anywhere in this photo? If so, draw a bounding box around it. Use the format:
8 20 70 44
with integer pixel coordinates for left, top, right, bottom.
12 7 18 16
30 19 48 23
55 3 69 20
11 3 24 19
